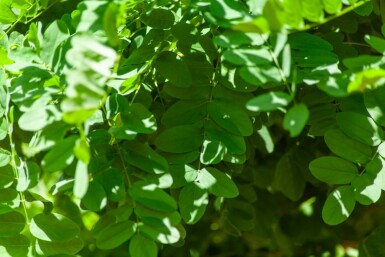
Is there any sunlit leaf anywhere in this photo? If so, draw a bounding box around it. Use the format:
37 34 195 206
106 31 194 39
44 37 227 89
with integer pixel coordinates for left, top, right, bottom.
322 185 356 225
30 213 80 241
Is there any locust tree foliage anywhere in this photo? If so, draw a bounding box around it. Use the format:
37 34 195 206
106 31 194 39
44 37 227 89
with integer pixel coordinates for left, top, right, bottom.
0 0 384 256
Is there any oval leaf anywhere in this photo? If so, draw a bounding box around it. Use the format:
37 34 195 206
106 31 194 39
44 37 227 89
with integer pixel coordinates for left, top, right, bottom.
324 129 373 164
95 220 136 250
208 101 253 136
195 167 239 198
309 156 358 184
41 136 78 172
322 185 356 225
153 51 192 87
336 112 384 146
179 183 208 224
129 234 157 257
36 237 84 256
124 141 168 174
246 92 292 112
0 211 25 237
0 235 30 257
283 103 309 137
155 125 203 154
30 213 80 241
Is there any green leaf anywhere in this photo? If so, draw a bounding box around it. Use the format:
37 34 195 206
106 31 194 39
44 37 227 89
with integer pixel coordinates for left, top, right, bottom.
96 168 125 202
129 181 177 213
134 204 181 226
200 139 226 165
352 174 382 205
0 47 13 65
16 161 40 192
129 234 157 257
0 3 17 24
95 220 136 250
364 34 385 54
336 112 384 146
214 31 265 48
317 74 350 97
364 86 385 126
138 219 180 244
124 141 168 174
41 136 78 172
322 185 356 225
222 48 272 66
169 164 198 188
161 100 207 127
155 125 203 154
263 0 285 31
282 0 302 28
359 222 385 257
179 183 209 224
0 165 14 188
0 118 8 140
141 8 175 29
41 20 70 66
246 92 292 112
27 23 41 55
0 149 10 167
154 51 192 87
121 103 157 134
208 101 253 136
0 188 20 213
365 155 385 190
322 0 342 14
92 205 133 237
36 237 84 256
73 139 91 165
30 213 80 241
239 66 282 86
103 2 120 46
81 181 107 212
324 129 373 164
283 103 309 137
0 235 30 257
18 102 61 132
273 151 306 201
309 156 358 184
302 0 324 22
195 167 239 197
209 0 247 20
0 211 25 237
73 160 89 199
255 125 274 153
205 121 246 154
347 69 385 93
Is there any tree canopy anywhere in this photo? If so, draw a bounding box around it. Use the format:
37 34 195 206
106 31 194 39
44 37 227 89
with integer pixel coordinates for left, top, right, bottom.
0 0 385 256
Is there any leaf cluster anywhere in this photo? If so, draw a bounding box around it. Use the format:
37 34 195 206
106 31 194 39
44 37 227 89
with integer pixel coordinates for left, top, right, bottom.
0 0 385 256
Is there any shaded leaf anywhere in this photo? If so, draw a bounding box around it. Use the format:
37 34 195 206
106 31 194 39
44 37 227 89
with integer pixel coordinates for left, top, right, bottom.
309 156 358 184
129 234 157 257
95 220 136 250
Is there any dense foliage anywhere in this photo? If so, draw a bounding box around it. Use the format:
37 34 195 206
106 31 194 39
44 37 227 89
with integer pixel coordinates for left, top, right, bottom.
1 0 385 256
